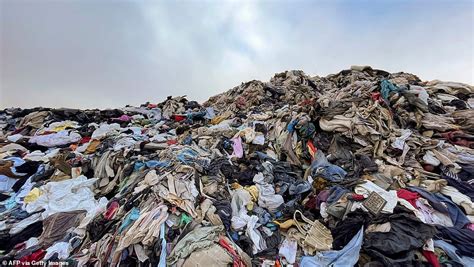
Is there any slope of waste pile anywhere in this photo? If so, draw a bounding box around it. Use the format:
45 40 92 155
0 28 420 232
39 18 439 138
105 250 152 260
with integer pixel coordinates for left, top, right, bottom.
0 66 473 266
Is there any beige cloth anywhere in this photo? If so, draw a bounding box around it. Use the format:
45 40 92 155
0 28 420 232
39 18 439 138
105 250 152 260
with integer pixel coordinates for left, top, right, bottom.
182 244 234 267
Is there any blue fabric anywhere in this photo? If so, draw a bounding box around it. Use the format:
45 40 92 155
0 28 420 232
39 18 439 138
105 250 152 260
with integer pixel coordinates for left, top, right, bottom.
380 79 402 99
118 207 140 234
158 223 167 267
177 149 198 164
327 186 350 204
182 135 193 145
287 120 298 133
134 161 145 171
300 227 364 267
145 160 171 168
4 193 17 210
204 107 215 119
310 150 347 182
434 239 474 266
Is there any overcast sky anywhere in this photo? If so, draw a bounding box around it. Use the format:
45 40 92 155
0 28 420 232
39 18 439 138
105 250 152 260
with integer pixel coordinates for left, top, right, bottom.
1 0 473 109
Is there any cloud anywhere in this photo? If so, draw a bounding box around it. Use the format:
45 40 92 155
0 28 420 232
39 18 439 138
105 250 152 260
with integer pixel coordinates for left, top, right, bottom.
1 0 472 109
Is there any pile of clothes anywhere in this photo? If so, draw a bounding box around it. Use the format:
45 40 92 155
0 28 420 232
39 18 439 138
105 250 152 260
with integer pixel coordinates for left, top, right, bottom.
0 66 473 266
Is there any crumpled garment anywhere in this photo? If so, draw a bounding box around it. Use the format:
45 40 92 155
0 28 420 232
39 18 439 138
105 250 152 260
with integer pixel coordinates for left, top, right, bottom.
231 136 244 158
355 181 398 213
182 243 234 267
279 236 297 264
44 241 70 260
116 205 168 250
246 215 267 254
380 79 403 99
25 175 105 219
167 225 224 265
300 227 364 267
156 172 199 218
24 188 42 203
363 210 437 266
91 123 121 139
29 130 81 147
434 239 474 266
253 173 284 212
310 150 347 182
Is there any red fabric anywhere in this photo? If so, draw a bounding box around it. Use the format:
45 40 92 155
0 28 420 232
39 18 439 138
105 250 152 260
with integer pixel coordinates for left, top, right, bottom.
167 139 178 145
349 193 365 201
422 250 440 267
147 103 157 108
299 99 315 106
440 131 474 148
397 189 420 208
79 136 91 144
304 195 318 210
104 201 120 220
16 249 46 267
423 164 435 172
173 115 186 122
371 92 382 102
219 236 246 267
307 140 317 160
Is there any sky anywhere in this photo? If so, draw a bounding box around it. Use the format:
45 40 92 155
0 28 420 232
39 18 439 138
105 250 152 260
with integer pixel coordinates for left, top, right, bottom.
0 0 473 109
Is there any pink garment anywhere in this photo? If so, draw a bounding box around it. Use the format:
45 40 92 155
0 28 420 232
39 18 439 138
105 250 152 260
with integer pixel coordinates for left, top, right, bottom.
114 115 132 122
231 136 244 158
466 223 474 231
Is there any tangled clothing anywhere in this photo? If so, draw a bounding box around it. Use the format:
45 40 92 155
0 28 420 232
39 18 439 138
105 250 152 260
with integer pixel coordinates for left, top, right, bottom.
167 225 224 265
9 213 42 235
15 249 46 267
331 210 371 249
253 173 284 213
29 130 81 147
319 115 353 133
355 181 398 213
436 226 474 257
44 241 70 260
300 227 364 267
116 205 168 250
156 172 199 218
363 211 437 266
0 221 43 251
396 189 420 208
25 176 101 219
0 161 24 178
182 243 234 267
412 187 470 228
17 111 50 129
415 199 454 227
279 237 297 264
440 185 474 215
39 210 86 248
310 150 347 182
434 239 474 266
246 215 267 254
231 189 253 230
443 176 474 200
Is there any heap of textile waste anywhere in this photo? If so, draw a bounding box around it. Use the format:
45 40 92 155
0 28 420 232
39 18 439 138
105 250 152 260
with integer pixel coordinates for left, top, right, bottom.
0 66 473 266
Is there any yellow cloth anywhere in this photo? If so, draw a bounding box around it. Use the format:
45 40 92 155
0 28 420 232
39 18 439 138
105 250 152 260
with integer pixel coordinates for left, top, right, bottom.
274 219 296 229
211 116 226 125
244 185 259 202
231 182 242 190
52 121 77 132
24 188 42 203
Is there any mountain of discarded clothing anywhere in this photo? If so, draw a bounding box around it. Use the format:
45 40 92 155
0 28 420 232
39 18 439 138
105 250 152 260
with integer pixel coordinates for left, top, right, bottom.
1 65 473 266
